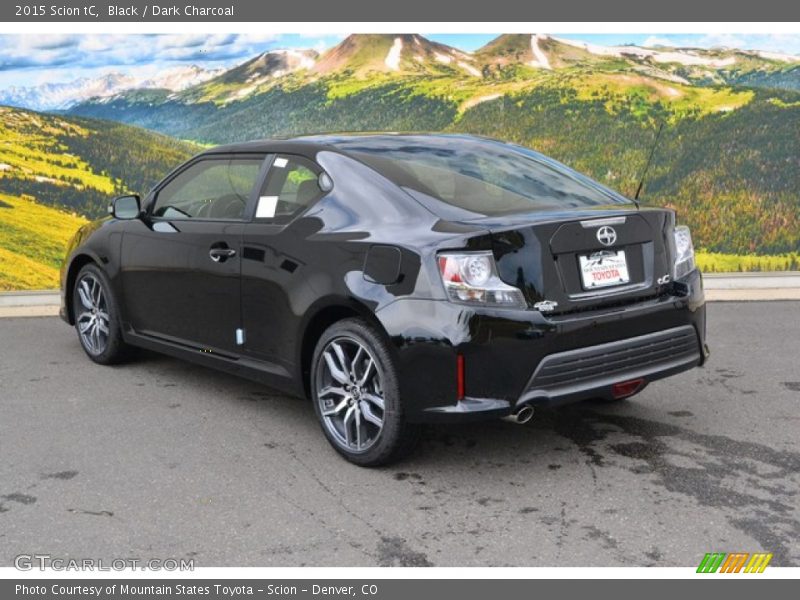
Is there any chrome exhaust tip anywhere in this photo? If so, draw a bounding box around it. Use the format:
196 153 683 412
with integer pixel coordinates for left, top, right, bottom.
502 405 535 425
516 405 535 424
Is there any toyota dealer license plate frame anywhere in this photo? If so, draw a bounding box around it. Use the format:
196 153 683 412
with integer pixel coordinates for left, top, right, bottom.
579 250 631 289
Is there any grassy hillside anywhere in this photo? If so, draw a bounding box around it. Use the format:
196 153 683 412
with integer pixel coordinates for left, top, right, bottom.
696 251 799 273
452 85 800 254
0 106 197 218
0 193 87 290
0 106 198 289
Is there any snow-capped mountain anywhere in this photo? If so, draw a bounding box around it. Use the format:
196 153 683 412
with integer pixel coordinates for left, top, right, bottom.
222 49 318 83
0 65 223 111
6 34 800 113
473 34 800 87
312 34 479 77
476 34 800 70
140 65 225 93
181 49 318 103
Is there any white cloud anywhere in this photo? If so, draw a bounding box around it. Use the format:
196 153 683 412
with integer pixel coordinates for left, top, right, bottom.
0 33 283 75
640 33 800 56
696 34 800 55
642 36 673 48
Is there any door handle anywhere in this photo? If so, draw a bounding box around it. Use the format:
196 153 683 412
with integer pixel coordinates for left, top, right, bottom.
209 246 237 262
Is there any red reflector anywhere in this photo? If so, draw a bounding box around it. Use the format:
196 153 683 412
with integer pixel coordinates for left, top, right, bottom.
456 354 465 401
611 378 645 399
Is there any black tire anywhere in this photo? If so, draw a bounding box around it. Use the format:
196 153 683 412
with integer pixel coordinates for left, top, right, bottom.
72 263 131 365
310 318 420 467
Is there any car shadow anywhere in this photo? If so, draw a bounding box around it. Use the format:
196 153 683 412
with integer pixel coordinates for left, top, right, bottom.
122 346 670 470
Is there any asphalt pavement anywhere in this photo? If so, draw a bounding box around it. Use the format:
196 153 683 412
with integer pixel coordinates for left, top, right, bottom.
1 302 798 567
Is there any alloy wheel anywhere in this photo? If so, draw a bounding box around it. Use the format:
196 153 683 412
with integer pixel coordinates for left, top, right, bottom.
316 337 385 453
76 274 110 355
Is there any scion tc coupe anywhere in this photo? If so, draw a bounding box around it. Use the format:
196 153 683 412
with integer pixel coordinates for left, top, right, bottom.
61 134 708 466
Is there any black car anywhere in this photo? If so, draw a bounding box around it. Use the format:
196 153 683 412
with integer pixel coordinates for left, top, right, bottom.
60 133 708 466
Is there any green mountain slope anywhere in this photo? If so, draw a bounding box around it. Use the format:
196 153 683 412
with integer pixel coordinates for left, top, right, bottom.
0 193 87 290
451 87 800 254
0 106 198 289
182 48 318 104
727 64 800 91
0 106 197 217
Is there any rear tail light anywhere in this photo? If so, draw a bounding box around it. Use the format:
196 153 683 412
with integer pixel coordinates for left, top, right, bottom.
672 225 696 279
437 251 526 308
611 378 645 399
456 353 465 400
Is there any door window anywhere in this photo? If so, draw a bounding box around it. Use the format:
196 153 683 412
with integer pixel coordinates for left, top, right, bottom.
254 155 323 222
153 157 265 220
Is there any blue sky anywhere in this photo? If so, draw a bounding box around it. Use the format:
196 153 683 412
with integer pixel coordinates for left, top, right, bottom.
0 33 798 88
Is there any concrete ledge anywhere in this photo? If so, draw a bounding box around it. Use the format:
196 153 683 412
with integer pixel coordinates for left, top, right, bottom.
703 272 800 300
0 289 59 307
703 272 800 289
0 290 60 317
705 289 800 301
0 305 60 317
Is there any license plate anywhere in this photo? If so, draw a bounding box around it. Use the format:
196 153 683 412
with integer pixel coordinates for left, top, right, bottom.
579 250 630 289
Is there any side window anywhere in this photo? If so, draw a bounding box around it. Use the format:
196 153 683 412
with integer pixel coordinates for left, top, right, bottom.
255 155 323 222
152 157 265 220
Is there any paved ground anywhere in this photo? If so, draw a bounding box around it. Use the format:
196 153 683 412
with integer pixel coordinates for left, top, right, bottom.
1 303 798 568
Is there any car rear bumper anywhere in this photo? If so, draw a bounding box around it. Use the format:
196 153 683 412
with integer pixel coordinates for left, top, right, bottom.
420 326 704 421
376 269 708 422
517 325 703 406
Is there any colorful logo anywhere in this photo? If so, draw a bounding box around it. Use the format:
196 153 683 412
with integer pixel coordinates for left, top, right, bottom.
697 552 773 573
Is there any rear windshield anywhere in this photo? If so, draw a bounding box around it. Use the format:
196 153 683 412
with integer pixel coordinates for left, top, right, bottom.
337 136 630 217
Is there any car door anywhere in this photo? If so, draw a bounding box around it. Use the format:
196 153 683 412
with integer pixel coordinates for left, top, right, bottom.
240 154 327 369
119 154 269 354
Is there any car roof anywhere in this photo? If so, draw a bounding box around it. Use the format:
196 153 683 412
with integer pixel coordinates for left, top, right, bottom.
201 133 503 157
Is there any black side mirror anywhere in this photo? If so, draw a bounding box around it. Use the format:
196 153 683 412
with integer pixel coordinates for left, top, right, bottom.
109 195 141 220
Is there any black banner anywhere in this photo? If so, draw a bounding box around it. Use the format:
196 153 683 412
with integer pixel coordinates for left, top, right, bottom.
3 579 796 599
2 0 800 22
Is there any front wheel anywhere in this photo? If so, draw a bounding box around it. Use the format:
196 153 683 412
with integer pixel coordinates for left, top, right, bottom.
72 264 131 365
311 318 420 467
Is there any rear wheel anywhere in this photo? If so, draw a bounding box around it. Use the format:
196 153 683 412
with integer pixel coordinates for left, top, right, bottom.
72 264 130 364
311 318 419 467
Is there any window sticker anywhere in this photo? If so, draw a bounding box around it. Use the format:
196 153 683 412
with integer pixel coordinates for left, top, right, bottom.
256 195 279 218
273 157 289 168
